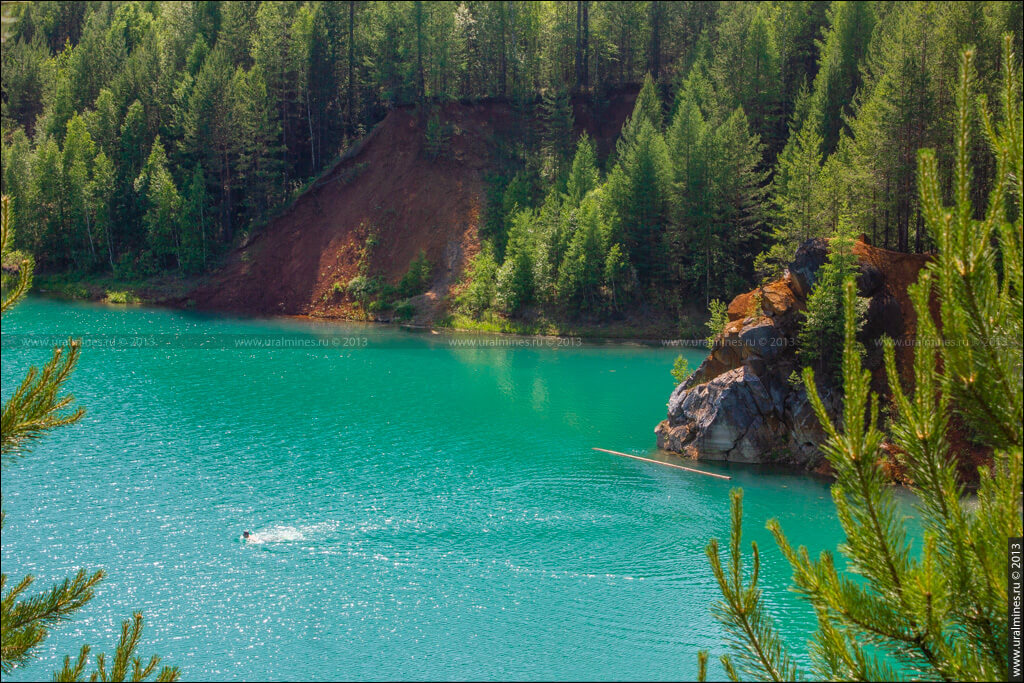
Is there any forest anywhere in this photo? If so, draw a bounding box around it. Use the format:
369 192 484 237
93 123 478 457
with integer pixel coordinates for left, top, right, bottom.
1 1 1022 320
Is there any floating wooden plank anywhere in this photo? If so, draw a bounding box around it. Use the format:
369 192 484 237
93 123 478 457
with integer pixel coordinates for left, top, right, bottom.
593 447 732 480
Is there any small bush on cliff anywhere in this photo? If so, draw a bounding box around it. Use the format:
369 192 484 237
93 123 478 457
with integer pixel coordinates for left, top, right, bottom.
798 233 868 382
399 250 432 298
705 299 729 348
347 275 377 308
698 44 1023 683
423 109 451 160
671 355 691 384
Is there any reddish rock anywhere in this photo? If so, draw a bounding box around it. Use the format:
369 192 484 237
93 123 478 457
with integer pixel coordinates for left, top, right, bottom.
656 237 929 467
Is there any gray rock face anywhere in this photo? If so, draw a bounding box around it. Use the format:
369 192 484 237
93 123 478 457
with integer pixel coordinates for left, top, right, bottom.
656 366 787 462
787 238 828 300
656 236 921 468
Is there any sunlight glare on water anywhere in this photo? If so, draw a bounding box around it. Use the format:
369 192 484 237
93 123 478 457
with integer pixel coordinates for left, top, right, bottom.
1 297 846 681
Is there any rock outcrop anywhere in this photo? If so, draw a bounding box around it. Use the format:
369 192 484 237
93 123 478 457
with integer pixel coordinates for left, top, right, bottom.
655 237 930 467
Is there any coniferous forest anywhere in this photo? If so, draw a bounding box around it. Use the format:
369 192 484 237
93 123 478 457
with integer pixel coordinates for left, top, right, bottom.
2 1 1021 322
2 3 1024 683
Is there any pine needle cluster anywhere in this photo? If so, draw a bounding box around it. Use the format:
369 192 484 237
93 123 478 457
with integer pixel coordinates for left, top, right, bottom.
699 39 1023 682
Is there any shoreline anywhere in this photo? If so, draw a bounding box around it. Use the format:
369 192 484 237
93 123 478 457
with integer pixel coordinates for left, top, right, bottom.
31 272 710 344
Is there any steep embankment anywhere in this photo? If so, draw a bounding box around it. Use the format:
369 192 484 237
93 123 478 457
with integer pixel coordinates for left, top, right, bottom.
191 92 638 321
655 237 931 469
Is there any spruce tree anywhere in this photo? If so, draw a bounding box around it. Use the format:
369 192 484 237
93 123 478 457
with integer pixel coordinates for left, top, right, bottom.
758 113 826 277
89 151 116 271
457 247 499 319
557 194 604 313
495 210 535 316
0 196 178 681
797 232 868 381
698 42 1022 683
180 164 210 275
564 134 599 208
605 116 671 290
135 138 182 271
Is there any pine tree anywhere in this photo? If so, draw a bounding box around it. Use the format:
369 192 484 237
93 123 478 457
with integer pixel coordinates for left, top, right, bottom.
807 0 876 156
530 190 570 307
135 138 182 270
616 72 664 157
232 65 286 225
797 232 867 381
557 193 604 312
712 3 784 155
564 134 599 207
61 114 98 268
605 116 671 290
698 43 1022 683
89 151 116 271
182 46 235 239
180 164 210 275
457 246 499 319
705 107 767 299
759 116 826 277
495 210 535 316
0 196 178 682
666 87 712 295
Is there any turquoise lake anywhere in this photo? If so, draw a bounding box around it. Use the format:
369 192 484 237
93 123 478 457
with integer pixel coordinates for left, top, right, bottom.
1 297 847 681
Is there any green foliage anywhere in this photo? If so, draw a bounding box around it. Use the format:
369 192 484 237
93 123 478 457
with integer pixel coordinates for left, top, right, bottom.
423 108 450 160
0 196 176 680
105 290 140 305
798 234 868 381
346 274 375 308
398 249 432 298
356 223 379 277
556 195 605 314
667 80 768 303
699 44 1023 683
703 489 800 682
540 87 574 175
393 300 415 321
705 298 729 348
495 211 534 315
0 0 1019 331
134 138 182 271
671 355 691 385
758 115 826 277
605 115 672 288
52 613 179 683
564 135 599 208
456 247 498 319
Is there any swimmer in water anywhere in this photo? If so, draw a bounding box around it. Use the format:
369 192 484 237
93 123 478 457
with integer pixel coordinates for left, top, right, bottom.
242 531 251 540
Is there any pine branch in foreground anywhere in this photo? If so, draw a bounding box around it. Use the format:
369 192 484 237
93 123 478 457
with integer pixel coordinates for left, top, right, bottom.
699 39 1023 682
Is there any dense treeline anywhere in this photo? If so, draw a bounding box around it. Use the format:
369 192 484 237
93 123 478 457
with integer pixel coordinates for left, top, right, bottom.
0 1 1021 317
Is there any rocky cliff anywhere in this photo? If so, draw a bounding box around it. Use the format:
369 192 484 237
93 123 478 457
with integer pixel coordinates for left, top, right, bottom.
655 237 930 467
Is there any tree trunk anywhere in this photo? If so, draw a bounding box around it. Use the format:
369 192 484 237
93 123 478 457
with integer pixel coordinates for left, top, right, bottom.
415 1 425 99
348 1 355 135
575 1 583 90
649 1 661 81
106 220 115 271
499 3 507 97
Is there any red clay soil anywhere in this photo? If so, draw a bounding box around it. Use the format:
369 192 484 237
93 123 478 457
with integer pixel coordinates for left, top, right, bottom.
191 92 637 321
851 237 932 371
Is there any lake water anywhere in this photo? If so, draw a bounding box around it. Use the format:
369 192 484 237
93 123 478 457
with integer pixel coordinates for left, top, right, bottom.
2 297 846 681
